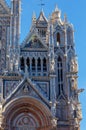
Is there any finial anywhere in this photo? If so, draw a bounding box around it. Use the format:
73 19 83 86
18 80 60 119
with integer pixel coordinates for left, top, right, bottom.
55 4 59 12
38 0 45 11
64 14 68 23
32 11 36 23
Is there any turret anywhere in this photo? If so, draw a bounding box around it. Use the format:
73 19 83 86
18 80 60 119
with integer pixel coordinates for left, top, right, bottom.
10 0 21 48
51 5 62 24
10 0 21 71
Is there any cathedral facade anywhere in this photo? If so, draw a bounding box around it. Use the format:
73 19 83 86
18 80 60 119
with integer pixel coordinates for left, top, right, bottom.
0 0 83 130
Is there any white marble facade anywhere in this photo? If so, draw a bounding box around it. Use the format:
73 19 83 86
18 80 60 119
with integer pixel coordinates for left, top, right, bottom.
0 1 83 130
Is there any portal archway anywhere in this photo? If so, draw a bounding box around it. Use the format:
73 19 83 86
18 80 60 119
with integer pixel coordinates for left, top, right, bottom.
2 97 52 130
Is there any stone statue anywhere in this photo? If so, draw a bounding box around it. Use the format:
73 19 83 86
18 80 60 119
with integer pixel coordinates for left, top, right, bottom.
70 58 78 72
24 85 29 93
51 103 56 117
76 104 82 120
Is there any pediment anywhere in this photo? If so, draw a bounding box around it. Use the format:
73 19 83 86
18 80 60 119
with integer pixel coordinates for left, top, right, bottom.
24 35 46 49
57 92 68 106
5 78 50 107
36 11 48 27
22 30 48 50
0 1 10 15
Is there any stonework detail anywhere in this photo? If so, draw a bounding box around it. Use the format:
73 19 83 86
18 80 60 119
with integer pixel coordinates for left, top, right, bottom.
0 1 83 130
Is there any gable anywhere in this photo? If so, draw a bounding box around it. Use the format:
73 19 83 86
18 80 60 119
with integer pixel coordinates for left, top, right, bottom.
36 11 48 28
24 35 45 49
4 78 50 107
22 34 48 50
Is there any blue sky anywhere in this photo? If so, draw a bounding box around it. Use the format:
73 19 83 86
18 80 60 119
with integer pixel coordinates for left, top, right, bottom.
6 0 86 129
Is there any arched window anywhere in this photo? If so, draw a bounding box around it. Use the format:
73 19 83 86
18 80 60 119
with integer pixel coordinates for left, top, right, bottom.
32 58 35 71
57 32 60 44
0 26 2 40
26 58 30 71
20 57 25 71
43 58 47 71
37 58 41 71
57 56 63 95
38 29 46 37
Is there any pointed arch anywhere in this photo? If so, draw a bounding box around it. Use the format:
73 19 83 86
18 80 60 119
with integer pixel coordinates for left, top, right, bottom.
57 32 60 44
37 57 41 71
3 97 52 130
32 58 35 71
26 57 30 71
43 58 47 71
57 56 63 95
20 57 25 71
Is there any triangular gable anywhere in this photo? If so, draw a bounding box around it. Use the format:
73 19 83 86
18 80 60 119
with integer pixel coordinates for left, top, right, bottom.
57 91 67 104
24 35 47 49
0 0 10 15
4 78 50 107
36 11 48 24
22 28 48 50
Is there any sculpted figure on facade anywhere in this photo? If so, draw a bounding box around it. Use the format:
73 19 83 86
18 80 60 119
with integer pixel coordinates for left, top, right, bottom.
0 1 83 130
70 58 78 73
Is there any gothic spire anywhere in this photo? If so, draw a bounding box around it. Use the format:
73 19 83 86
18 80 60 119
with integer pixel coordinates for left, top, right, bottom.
32 11 36 24
51 5 61 24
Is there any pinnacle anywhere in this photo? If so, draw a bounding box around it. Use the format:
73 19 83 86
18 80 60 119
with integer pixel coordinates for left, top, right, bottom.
55 4 59 12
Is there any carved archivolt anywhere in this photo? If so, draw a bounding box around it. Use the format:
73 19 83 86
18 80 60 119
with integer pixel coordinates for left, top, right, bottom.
1 97 52 130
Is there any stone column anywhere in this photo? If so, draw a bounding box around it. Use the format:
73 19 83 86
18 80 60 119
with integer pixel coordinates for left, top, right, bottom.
41 58 43 76
30 58 32 76
36 58 37 76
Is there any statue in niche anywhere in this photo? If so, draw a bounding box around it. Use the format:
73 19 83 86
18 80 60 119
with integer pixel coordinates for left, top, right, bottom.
10 62 13 71
50 53 55 72
71 78 77 90
51 102 56 117
23 85 29 93
71 78 75 90
70 58 78 72
69 100 75 119
50 61 55 72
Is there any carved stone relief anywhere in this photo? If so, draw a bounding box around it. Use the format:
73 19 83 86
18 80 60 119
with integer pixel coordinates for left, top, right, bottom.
3 80 20 98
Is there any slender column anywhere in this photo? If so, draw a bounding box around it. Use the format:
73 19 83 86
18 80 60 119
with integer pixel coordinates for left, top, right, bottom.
36 58 37 76
30 58 32 76
41 58 43 76
24 57 26 72
46 58 48 75
10 0 21 72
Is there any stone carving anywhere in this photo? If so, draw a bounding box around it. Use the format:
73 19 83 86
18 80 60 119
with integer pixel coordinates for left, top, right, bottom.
71 78 77 90
76 104 82 120
69 102 75 119
21 51 48 59
51 103 56 117
37 82 49 98
4 80 19 98
13 114 37 130
70 58 78 72
51 117 57 128
23 85 29 93
0 2 82 130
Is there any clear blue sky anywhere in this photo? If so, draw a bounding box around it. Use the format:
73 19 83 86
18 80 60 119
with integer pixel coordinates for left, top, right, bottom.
6 0 86 129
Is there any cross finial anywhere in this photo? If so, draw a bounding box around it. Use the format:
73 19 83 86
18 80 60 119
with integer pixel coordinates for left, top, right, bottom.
39 0 45 11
